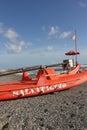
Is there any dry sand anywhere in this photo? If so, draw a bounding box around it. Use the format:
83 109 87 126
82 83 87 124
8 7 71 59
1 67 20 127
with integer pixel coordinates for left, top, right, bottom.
0 75 87 130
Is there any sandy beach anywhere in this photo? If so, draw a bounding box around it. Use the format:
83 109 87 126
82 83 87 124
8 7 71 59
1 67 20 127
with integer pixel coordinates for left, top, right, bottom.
0 75 87 130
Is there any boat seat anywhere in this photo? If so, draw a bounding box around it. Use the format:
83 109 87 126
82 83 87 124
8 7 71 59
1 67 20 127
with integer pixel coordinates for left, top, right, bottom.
68 64 81 75
44 68 57 80
22 71 32 81
37 69 44 77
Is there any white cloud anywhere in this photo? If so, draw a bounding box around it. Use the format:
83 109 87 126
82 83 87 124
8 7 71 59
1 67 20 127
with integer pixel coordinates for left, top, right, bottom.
48 26 59 36
78 2 87 7
0 22 32 54
5 40 32 54
5 43 22 53
4 28 19 42
59 31 71 39
19 40 25 46
47 46 53 51
48 26 71 40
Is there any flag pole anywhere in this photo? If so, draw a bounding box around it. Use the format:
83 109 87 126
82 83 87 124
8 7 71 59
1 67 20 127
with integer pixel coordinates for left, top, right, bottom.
74 30 78 65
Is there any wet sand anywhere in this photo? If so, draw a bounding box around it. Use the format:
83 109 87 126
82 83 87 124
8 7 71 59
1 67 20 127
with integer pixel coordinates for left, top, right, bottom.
0 75 87 130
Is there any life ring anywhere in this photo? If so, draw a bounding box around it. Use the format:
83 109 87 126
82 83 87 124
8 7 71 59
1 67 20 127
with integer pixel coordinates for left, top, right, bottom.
67 63 71 70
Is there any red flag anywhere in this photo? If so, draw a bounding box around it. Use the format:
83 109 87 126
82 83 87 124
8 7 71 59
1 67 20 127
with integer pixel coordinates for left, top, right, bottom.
72 34 76 41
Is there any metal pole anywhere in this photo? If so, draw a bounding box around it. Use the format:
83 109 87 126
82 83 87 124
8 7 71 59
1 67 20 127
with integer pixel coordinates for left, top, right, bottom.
75 30 78 65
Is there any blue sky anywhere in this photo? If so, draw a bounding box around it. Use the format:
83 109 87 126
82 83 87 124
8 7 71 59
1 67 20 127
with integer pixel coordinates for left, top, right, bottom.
0 0 87 69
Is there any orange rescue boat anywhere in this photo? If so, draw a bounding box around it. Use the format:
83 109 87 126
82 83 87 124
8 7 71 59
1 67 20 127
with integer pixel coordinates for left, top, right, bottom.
0 63 87 101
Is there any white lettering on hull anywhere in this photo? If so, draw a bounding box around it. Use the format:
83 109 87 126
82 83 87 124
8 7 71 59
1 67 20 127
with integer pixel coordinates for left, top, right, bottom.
12 83 67 97
25 89 29 94
20 90 25 96
36 87 40 93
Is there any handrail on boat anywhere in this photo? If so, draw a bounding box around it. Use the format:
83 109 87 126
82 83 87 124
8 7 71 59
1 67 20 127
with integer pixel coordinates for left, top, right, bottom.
0 63 64 76
0 63 81 77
